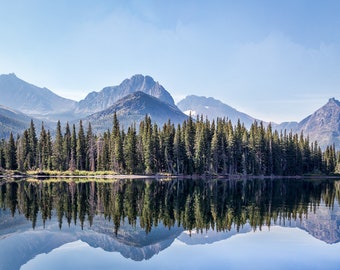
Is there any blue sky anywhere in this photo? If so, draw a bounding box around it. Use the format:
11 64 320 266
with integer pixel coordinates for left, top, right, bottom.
1 0 340 123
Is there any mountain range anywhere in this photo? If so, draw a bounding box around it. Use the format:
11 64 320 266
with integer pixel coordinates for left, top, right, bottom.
0 73 339 149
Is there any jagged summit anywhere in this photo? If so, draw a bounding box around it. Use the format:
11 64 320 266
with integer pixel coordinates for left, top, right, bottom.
326 97 340 107
76 74 175 115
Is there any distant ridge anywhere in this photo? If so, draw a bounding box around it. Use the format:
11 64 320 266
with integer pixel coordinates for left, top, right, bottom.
177 95 256 128
0 73 76 122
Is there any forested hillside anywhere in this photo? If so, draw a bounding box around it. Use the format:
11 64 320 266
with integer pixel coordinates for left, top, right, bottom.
0 115 339 176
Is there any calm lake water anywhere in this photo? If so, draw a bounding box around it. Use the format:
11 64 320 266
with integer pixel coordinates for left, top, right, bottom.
1 177 340 270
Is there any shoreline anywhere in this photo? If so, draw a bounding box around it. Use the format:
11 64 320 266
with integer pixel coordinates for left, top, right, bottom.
1 170 340 181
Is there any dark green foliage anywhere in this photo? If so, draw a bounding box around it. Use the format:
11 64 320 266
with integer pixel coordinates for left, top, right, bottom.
0 139 5 169
52 121 64 171
76 120 86 170
2 116 340 175
28 120 37 169
63 123 71 170
86 122 96 172
2 178 340 232
5 133 17 170
124 125 138 174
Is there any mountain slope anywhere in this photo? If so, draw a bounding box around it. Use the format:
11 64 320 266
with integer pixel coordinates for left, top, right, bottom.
84 91 187 132
297 98 340 149
0 105 35 138
0 73 76 121
177 95 256 128
76 74 175 115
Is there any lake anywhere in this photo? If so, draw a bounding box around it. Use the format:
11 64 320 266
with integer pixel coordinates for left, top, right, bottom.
1 177 340 270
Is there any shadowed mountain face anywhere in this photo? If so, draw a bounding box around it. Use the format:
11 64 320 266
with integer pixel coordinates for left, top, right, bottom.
177 95 256 128
76 74 175 116
83 91 188 133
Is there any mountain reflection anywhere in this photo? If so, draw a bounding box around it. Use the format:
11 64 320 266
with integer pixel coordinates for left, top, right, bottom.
1 177 340 243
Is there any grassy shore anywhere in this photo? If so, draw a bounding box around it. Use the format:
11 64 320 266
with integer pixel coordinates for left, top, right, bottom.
1 169 340 181
0 169 175 180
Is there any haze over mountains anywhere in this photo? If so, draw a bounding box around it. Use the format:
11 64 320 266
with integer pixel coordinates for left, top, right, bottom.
0 73 76 122
177 95 257 128
0 73 339 149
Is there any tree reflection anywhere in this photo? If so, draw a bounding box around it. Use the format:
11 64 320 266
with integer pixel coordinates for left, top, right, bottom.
0 178 339 233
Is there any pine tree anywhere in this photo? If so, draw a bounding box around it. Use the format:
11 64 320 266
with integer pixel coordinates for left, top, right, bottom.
46 130 53 170
141 115 154 174
161 120 175 173
124 125 137 174
86 122 96 172
0 139 5 169
53 121 64 171
152 123 161 172
173 124 185 174
16 130 30 171
5 133 17 170
69 124 77 171
63 123 71 171
76 121 86 170
111 112 124 172
28 120 38 169
37 123 47 170
184 114 195 175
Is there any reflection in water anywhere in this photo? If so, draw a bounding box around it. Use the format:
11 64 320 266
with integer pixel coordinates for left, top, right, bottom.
1 178 340 269
0 178 340 240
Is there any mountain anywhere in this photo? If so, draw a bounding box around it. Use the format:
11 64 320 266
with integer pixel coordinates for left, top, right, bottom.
296 98 340 149
0 105 36 138
0 73 76 122
83 91 188 133
272 121 299 132
76 74 175 116
177 95 257 128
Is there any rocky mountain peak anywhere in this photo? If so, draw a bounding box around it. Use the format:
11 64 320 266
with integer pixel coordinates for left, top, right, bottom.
326 97 340 107
76 74 175 116
297 97 340 149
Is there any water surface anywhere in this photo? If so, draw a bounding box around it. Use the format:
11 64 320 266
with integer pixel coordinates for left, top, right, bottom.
1 178 340 269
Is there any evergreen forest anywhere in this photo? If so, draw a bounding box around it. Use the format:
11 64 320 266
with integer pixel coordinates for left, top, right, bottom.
0 113 339 176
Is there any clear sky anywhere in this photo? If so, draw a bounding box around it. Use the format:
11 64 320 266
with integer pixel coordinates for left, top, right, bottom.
1 0 340 123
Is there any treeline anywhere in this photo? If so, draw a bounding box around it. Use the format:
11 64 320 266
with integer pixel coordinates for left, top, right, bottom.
0 113 339 175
